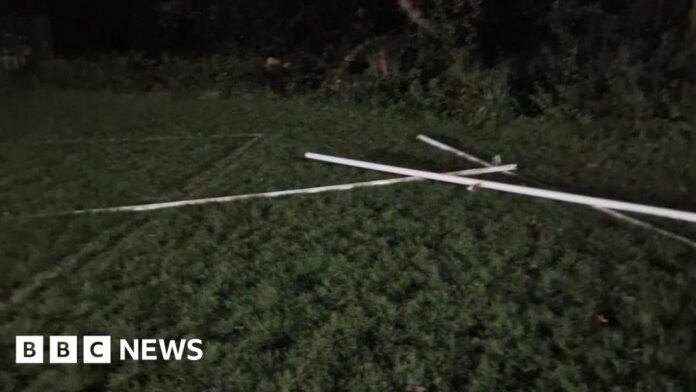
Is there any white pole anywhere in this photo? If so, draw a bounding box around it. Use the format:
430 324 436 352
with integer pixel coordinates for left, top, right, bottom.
417 134 513 174
417 134 696 248
39 164 516 216
305 152 696 223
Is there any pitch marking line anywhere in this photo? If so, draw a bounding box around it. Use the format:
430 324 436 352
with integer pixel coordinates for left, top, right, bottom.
0 133 265 309
0 133 264 145
2 133 264 214
30 165 516 215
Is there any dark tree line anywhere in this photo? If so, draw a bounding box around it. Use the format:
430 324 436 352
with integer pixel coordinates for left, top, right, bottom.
3 0 692 58
3 0 695 117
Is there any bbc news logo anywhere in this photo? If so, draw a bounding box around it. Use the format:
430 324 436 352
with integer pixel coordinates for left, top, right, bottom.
16 336 203 364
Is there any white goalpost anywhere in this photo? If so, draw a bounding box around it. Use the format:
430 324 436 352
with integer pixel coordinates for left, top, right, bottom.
304 152 696 224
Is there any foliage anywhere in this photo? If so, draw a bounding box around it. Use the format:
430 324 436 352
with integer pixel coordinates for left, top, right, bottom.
0 31 31 87
5 0 696 121
129 0 696 121
148 0 402 55
522 0 696 120
29 54 267 93
0 89 694 391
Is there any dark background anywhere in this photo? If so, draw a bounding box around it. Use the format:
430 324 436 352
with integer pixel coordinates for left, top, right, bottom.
1 0 695 118
0 0 407 55
7 0 686 57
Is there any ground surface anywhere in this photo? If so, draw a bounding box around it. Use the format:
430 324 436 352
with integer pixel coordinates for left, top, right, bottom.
0 89 695 391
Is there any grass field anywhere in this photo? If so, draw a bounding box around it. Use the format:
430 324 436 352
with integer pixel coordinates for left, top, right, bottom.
0 89 695 391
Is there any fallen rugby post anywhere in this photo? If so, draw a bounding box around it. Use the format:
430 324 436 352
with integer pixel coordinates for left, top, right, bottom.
304 152 696 223
416 134 696 248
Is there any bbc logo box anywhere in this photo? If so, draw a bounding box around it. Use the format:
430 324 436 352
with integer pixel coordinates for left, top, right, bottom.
16 336 111 364
15 336 43 364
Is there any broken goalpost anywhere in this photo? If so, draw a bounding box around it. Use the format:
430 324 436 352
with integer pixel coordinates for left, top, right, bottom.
416 134 696 249
304 152 696 224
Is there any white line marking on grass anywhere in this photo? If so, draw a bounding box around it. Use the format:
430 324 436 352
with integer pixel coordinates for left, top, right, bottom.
0 133 264 145
0 216 149 311
2 134 264 213
305 152 696 224
0 134 265 309
179 134 264 194
34 165 517 215
417 134 696 249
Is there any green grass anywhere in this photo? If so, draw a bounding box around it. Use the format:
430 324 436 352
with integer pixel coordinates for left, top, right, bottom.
0 89 695 391
0 138 254 212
